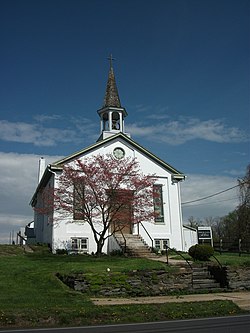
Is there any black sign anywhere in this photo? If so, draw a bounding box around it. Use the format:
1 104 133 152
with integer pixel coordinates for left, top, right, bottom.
198 230 211 239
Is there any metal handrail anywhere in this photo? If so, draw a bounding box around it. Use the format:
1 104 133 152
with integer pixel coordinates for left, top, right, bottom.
166 245 193 287
212 255 223 269
139 222 154 250
114 229 127 253
209 255 228 288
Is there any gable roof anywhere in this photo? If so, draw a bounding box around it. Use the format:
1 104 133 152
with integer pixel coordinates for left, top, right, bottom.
30 133 185 206
52 133 184 175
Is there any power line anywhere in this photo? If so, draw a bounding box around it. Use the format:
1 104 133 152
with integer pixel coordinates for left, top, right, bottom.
182 196 238 208
182 184 240 205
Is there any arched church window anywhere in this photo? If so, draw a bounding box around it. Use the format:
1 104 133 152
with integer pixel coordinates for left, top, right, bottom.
153 184 164 223
102 112 109 131
112 112 120 130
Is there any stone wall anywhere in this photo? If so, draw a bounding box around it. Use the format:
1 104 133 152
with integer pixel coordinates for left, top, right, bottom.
57 268 192 297
56 266 250 297
227 267 250 290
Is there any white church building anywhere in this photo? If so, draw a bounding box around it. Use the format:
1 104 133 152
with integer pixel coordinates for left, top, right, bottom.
30 60 197 254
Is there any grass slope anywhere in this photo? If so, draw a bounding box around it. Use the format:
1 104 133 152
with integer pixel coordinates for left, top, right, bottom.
0 245 247 329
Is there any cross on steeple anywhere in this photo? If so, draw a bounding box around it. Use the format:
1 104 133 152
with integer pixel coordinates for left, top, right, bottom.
107 54 115 69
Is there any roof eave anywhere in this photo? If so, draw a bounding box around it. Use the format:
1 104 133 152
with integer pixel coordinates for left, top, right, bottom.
29 164 63 207
97 106 128 117
53 133 184 176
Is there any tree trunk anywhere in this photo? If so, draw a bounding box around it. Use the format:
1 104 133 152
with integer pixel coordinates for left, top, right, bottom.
96 238 105 256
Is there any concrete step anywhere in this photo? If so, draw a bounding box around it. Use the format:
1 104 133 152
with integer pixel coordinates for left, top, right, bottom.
192 283 221 289
191 266 223 290
192 268 209 273
114 234 157 258
127 248 154 255
193 278 218 284
130 252 152 255
193 273 211 279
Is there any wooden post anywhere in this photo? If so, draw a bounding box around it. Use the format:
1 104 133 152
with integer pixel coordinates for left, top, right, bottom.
166 246 169 265
239 238 242 257
219 238 223 255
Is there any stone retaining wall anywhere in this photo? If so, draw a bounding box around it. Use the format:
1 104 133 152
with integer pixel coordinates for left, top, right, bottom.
57 268 192 297
227 267 250 290
56 266 250 297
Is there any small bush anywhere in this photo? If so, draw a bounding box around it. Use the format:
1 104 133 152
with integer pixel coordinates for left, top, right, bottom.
188 244 214 261
109 250 124 256
56 249 68 255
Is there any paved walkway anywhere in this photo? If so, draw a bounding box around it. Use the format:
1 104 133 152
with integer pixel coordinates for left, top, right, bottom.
153 257 189 265
91 291 250 311
22 245 34 253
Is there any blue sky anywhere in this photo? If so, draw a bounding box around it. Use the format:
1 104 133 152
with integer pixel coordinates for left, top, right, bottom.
0 0 249 242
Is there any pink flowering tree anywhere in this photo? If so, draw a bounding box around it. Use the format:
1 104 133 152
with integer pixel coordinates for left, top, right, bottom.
37 154 156 255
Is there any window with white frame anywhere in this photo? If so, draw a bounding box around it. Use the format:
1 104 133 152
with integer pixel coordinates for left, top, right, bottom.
154 239 169 251
73 183 85 220
71 237 88 252
153 184 164 223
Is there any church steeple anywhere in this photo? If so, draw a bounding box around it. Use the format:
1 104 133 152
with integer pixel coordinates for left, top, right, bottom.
103 55 121 108
97 55 129 141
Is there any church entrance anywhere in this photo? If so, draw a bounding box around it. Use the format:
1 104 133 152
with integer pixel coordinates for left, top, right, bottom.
109 189 133 235
116 202 132 234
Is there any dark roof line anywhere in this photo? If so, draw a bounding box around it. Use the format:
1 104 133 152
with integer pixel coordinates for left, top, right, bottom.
52 133 184 175
30 133 185 206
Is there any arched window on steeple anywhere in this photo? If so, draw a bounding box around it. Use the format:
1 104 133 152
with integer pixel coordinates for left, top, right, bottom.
102 112 109 131
112 112 120 130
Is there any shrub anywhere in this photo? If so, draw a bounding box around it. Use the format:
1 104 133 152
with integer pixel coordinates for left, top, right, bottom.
152 247 161 255
188 244 214 261
56 249 68 255
109 249 124 256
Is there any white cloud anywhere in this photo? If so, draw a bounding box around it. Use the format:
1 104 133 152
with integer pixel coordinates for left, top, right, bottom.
70 116 97 139
127 117 248 145
1 115 247 148
0 152 63 243
33 114 62 122
0 152 240 243
181 174 239 222
0 117 97 147
146 114 170 120
0 120 39 144
223 168 246 177
0 214 33 244
0 120 77 146
134 105 152 113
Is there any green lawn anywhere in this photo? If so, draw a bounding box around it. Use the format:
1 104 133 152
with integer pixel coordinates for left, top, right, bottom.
0 245 247 329
212 252 250 266
169 251 250 267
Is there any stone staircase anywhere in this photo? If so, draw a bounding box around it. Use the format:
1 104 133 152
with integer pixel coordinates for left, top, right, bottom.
114 234 224 291
192 266 221 290
114 234 157 258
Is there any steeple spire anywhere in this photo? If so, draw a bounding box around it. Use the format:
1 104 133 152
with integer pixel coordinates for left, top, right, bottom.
108 54 115 70
103 54 121 108
97 54 129 142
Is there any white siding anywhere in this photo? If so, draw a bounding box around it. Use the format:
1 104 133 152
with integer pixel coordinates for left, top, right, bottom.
34 176 54 246
183 226 198 252
47 137 185 252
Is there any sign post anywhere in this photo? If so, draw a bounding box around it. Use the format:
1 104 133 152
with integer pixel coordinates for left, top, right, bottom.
197 227 213 247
